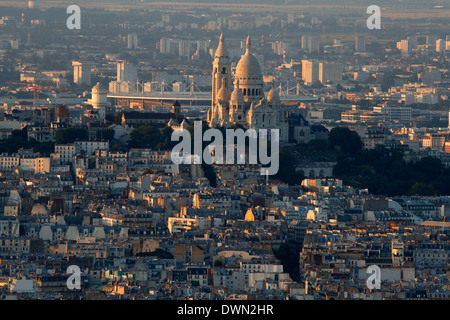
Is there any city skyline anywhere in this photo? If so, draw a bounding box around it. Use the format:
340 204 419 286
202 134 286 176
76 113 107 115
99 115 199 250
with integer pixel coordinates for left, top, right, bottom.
0 0 448 308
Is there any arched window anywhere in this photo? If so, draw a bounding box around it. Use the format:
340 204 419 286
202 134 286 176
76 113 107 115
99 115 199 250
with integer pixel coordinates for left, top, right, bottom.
243 88 246 95
262 114 265 123
252 89 255 96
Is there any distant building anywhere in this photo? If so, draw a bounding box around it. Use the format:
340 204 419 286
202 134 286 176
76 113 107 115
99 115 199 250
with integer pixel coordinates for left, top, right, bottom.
87 83 109 121
73 62 91 86
121 101 183 128
288 220 310 256
309 37 320 53
391 238 405 267
196 40 210 54
20 157 51 174
436 39 446 53
11 277 35 293
301 35 320 53
302 60 342 84
28 1 39 9
301 35 310 50
302 60 320 84
10 39 19 50
55 144 76 164
373 105 412 122
272 41 291 57
178 41 192 58
397 39 411 56
75 141 109 156
355 35 366 52
127 33 138 50
160 37 172 54
117 61 138 83
208 34 312 143
162 14 170 24
421 133 445 150
426 35 437 45
420 69 441 85
319 62 342 84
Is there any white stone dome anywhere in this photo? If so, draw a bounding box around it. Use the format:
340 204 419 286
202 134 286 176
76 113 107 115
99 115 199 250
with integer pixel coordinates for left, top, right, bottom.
267 82 280 102
217 78 230 101
230 78 244 102
92 82 106 94
235 36 262 80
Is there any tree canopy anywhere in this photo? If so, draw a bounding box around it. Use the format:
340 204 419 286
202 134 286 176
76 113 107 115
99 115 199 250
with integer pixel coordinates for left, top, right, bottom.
274 149 304 185
328 127 363 156
55 127 89 144
129 125 163 149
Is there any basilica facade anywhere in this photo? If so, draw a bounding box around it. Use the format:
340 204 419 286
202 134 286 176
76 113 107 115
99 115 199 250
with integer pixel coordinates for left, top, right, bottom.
207 34 311 144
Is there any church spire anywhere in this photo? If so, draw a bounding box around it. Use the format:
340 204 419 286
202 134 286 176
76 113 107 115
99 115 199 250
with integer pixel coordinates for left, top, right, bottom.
215 32 228 58
246 35 251 54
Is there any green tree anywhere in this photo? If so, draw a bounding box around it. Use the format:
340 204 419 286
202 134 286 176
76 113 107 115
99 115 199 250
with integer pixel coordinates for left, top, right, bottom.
137 249 174 259
105 113 115 124
129 125 163 149
55 128 88 144
408 182 437 196
311 80 323 88
380 72 395 92
274 150 303 185
29 139 54 156
328 127 362 156
156 126 175 150
202 163 217 188
114 111 124 125
412 156 444 182
273 243 299 281
214 260 224 267
1 135 28 153
96 128 115 142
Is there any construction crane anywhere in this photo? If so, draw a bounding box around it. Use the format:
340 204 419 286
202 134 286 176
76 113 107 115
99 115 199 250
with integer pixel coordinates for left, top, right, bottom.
24 84 39 106
23 84 66 106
